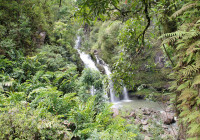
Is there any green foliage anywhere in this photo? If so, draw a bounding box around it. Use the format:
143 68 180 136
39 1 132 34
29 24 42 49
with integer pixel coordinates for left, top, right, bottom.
0 1 143 139
69 96 139 139
161 1 200 138
0 105 72 140
78 68 105 102
81 20 122 64
0 0 54 53
79 68 103 90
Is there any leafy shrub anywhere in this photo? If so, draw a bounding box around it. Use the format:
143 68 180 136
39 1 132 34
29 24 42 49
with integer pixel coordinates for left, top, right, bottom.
0 106 72 140
69 96 139 140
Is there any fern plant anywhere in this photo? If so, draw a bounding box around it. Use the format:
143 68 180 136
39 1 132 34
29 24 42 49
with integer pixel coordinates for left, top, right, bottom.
160 1 200 139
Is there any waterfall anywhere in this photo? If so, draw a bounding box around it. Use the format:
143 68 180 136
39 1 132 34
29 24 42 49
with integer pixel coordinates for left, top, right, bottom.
95 56 119 102
123 86 129 100
75 36 99 71
104 65 119 102
75 35 129 102
75 36 98 95
90 86 95 96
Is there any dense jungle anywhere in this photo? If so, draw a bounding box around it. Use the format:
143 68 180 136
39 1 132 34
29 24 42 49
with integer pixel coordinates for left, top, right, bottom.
0 0 200 139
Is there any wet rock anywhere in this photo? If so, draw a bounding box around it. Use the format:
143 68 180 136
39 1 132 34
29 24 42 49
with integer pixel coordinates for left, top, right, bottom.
162 124 168 129
141 108 151 115
142 125 149 132
134 119 140 124
141 120 148 125
71 136 81 140
144 136 150 140
93 50 98 55
144 110 151 115
161 112 175 125
124 111 136 119
137 95 145 99
39 32 46 45
63 120 76 131
166 106 174 112
112 108 119 118
141 108 145 112
155 51 165 68
128 111 136 118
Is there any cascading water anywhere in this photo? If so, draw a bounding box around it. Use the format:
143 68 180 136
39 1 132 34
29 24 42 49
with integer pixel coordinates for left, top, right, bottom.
103 65 119 102
75 36 99 96
75 35 128 102
95 56 119 102
122 86 129 100
75 36 99 71
90 86 95 96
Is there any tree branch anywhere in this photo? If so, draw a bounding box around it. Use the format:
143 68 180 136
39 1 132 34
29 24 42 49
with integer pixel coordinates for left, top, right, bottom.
59 0 62 7
163 44 175 67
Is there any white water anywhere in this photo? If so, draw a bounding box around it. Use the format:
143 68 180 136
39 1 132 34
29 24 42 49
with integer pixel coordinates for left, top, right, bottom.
75 35 129 102
103 65 119 102
75 36 98 96
75 36 99 71
90 86 95 96
95 56 119 102
122 86 130 100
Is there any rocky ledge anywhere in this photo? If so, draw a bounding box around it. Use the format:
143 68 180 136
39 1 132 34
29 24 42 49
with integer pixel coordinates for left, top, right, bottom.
113 105 178 139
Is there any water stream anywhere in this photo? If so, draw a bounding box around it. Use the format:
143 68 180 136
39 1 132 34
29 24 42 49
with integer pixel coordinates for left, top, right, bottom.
75 36 127 101
95 55 130 102
74 35 161 111
75 36 99 96
103 64 119 102
75 36 99 71
74 35 178 136
122 86 129 100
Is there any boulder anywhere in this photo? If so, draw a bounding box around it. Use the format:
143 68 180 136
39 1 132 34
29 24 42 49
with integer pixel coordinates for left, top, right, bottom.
141 120 148 125
144 136 150 140
142 108 151 115
39 32 46 45
112 108 119 118
124 111 136 119
162 124 168 129
128 111 136 118
93 50 98 55
144 110 151 115
134 119 140 124
165 106 174 112
161 112 175 125
142 125 149 132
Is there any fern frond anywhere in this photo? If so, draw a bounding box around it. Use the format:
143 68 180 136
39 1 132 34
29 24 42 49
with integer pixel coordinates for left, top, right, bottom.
179 109 191 117
33 71 44 83
188 123 200 136
176 41 186 50
182 31 200 41
160 31 186 39
171 3 199 18
186 40 200 55
192 74 200 86
177 81 190 91
187 111 200 122
196 52 200 67
180 65 199 77
160 31 187 45
187 137 200 140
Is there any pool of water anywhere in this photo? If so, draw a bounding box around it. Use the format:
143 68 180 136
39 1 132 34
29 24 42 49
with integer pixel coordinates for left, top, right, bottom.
111 98 164 111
